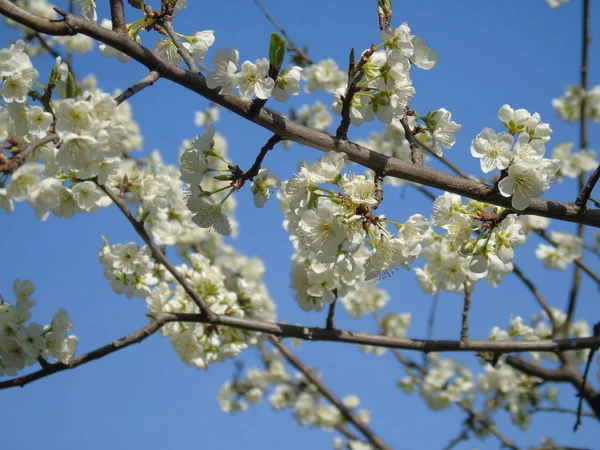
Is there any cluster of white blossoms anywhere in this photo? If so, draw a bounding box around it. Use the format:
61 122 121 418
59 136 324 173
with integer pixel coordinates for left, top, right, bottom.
328 23 438 127
477 362 548 430
551 142 598 181
144 251 275 369
0 279 78 377
0 35 146 219
490 310 592 364
415 193 527 295
552 84 600 123
360 313 411 356
279 150 428 310
296 101 334 131
206 45 302 102
546 0 568 8
398 353 475 411
470 105 558 210
535 231 583 270
359 107 460 161
1 40 40 103
217 347 370 447
481 311 595 428
178 124 263 236
99 238 159 300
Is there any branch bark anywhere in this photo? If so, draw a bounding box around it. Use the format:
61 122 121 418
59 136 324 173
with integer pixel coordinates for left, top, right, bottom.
115 70 160 105
109 0 127 34
2 2 599 227
0 318 164 389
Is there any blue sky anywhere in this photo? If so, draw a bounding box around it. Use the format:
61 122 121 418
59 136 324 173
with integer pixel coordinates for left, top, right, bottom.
1 1 599 449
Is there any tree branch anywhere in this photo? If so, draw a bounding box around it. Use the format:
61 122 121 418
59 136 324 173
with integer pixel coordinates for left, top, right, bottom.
460 283 471 341
109 0 127 34
269 337 392 450
400 116 423 166
160 15 199 74
0 318 164 389
326 298 337 330
142 311 600 354
512 264 557 331
115 70 161 105
0 1 599 227
98 184 215 319
242 134 282 181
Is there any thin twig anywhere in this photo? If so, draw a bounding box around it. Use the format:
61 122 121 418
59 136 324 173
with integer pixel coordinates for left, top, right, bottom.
252 0 313 65
326 298 337 330
460 283 471 341
442 429 469 450
115 70 161 105
576 165 600 210
531 406 595 418
145 312 600 354
574 347 596 431
269 337 392 450
161 16 199 73
512 264 557 331
4 134 60 171
0 319 164 389
566 0 592 340
242 134 282 181
426 294 438 339
98 184 215 319
400 117 423 166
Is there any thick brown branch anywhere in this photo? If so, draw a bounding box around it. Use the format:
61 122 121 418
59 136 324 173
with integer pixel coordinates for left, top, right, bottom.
1 1 599 227
269 337 392 450
0 319 164 389
115 70 160 105
109 0 127 34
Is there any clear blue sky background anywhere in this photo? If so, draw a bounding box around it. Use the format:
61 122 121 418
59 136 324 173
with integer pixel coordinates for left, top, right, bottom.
1 1 599 449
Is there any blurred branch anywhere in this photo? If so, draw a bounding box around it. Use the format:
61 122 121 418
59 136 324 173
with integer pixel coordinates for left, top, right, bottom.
252 0 313 65
268 337 392 450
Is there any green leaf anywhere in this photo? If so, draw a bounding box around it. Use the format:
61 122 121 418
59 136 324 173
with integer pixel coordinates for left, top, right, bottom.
65 72 76 99
269 32 286 71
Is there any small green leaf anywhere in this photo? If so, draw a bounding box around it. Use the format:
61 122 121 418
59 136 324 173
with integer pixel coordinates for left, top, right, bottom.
65 72 76 99
269 32 286 71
